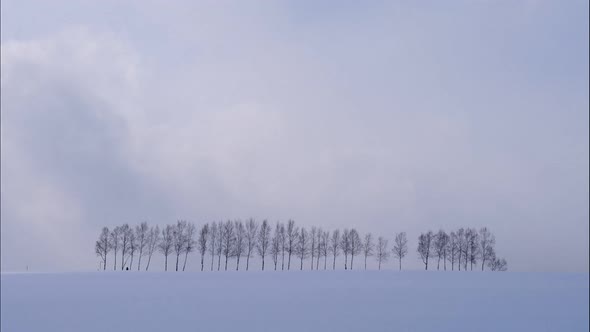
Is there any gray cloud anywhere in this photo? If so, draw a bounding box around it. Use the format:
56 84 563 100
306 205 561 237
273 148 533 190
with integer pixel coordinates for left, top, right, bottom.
1 1 588 272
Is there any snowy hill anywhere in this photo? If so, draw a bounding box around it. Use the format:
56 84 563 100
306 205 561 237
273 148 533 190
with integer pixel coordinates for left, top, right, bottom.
1 271 588 331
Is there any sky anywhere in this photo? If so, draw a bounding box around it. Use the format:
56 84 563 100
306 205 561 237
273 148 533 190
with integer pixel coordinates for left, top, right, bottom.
1 0 588 272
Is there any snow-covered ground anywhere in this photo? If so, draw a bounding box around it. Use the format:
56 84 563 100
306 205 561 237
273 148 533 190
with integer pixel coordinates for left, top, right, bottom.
1 271 588 331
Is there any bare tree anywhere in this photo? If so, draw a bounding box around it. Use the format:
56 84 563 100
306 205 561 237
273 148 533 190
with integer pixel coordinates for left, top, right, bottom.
271 222 281 270
234 220 246 271
197 223 209 271
144 225 160 271
257 220 271 271
488 255 507 271
135 222 149 271
173 220 188 272
433 230 449 271
442 232 450 271
279 223 287 270
216 223 223 271
466 228 479 271
321 230 330 270
221 220 235 271
182 222 196 271
362 233 375 270
95 227 110 270
315 228 322 270
329 229 341 270
310 227 317 270
295 227 309 270
128 231 137 270
286 220 296 270
447 231 459 271
109 226 121 271
341 229 351 270
375 236 389 270
208 222 218 271
392 232 408 271
159 224 174 271
479 227 495 271
349 229 362 270
456 228 465 271
245 218 259 271
417 231 434 270
463 229 472 271
119 224 132 270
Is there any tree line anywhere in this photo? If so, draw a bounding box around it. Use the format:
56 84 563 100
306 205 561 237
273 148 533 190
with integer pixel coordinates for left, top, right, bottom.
95 220 507 272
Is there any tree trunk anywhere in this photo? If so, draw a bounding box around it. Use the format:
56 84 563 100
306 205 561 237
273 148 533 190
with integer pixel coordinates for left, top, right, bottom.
364 256 367 270
246 253 250 271
236 255 240 271
165 255 168 271
300 257 303 270
183 251 189 271
201 254 204 271
138 247 144 271
114 251 117 271
261 255 265 271
288 252 291 270
344 254 348 270
324 255 327 270
399 258 401 271
175 254 180 272
225 254 228 271
210 251 214 271
281 251 285 270
350 254 354 270
437 257 440 270
217 253 221 271
145 254 152 271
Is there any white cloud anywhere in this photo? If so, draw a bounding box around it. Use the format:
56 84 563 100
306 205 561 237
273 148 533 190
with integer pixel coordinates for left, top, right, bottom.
1 1 588 272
